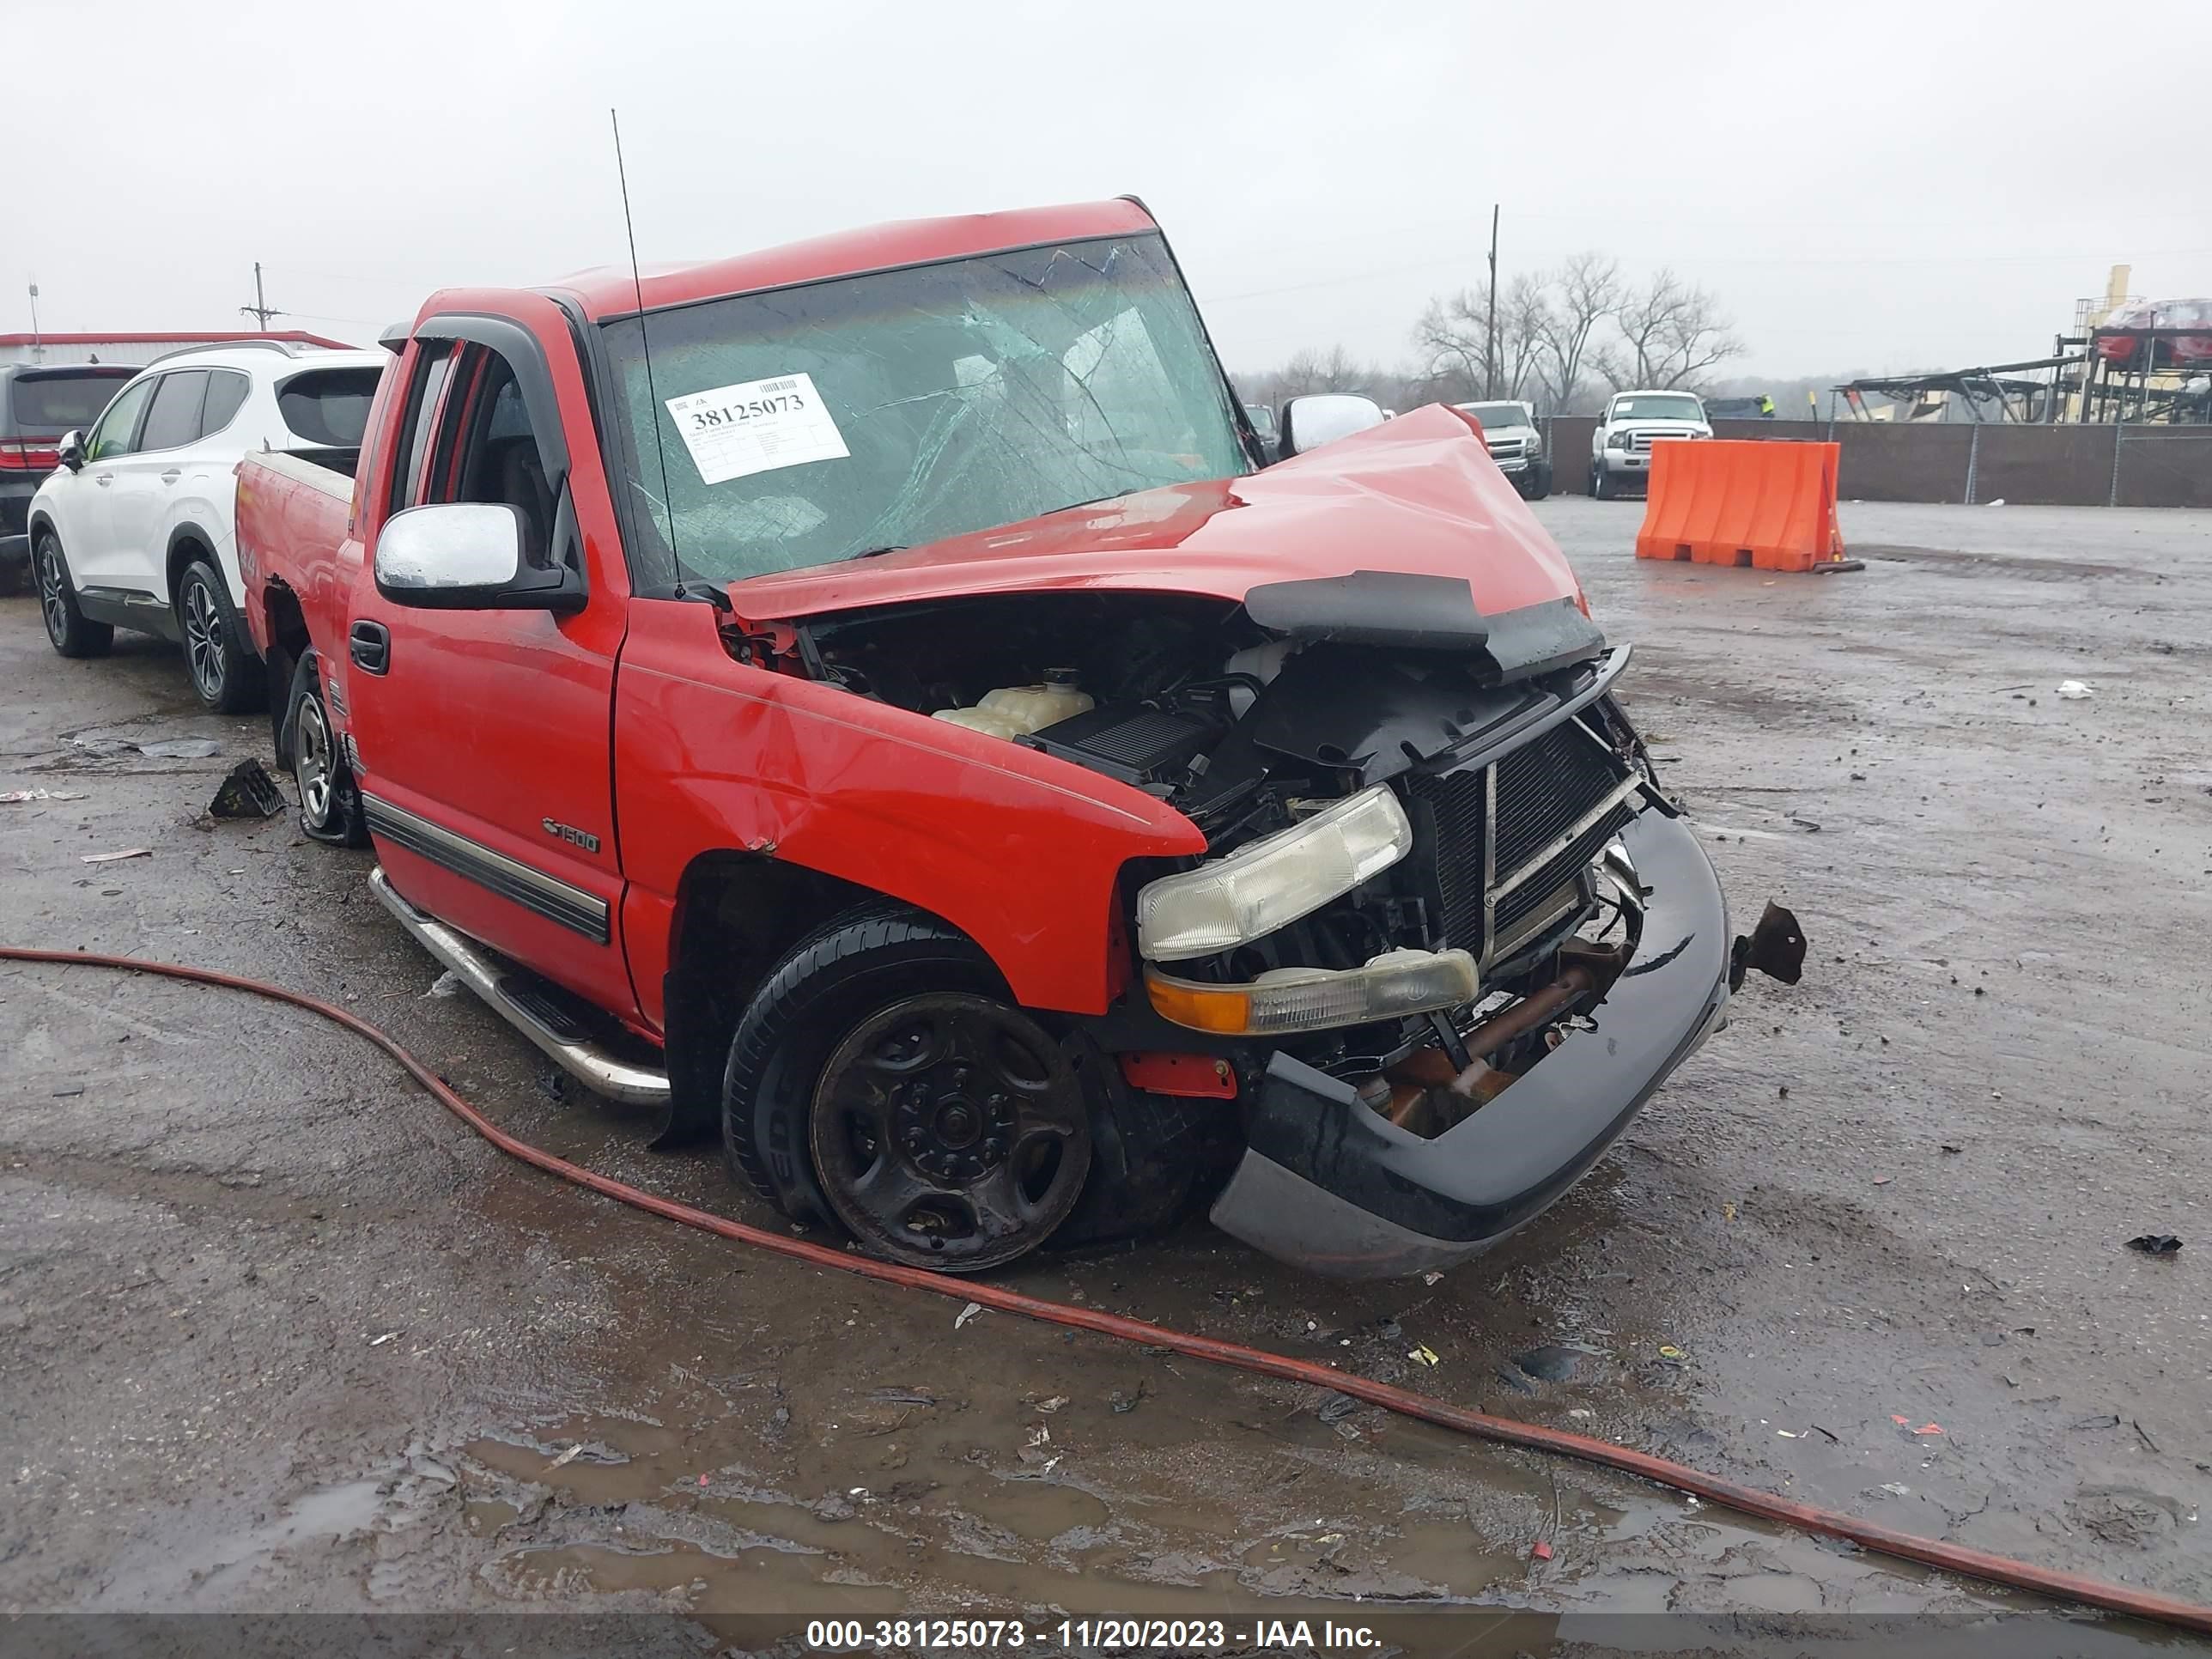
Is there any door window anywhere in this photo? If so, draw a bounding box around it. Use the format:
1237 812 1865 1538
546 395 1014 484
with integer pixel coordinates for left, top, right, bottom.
137 371 211 453
428 345 559 568
389 343 457 514
86 378 155 461
276 366 382 447
201 370 252 437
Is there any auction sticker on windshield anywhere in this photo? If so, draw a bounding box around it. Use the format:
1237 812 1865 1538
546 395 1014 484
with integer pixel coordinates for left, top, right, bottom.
665 372 850 485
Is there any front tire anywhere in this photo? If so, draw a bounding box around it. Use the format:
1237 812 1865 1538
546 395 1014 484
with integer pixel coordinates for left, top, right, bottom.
176 559 264 714
1525 460 1553 501
34 530 112 659
1591 464 1613 501
724 907 1091 1273
283 653 368 847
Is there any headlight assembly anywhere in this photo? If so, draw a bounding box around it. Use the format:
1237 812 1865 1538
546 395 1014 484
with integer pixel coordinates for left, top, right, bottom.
1135 785 1412 963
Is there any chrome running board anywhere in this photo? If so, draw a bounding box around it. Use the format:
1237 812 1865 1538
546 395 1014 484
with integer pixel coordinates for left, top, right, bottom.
368 865 671 1107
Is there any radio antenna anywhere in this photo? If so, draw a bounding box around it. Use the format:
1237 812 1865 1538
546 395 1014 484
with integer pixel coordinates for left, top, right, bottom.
611 107 678 564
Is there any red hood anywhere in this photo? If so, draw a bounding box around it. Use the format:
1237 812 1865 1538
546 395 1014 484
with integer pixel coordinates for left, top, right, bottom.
725 404 1583 624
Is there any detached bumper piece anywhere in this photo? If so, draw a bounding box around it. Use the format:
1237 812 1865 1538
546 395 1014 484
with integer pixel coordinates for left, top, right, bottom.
1209 810 1730 1279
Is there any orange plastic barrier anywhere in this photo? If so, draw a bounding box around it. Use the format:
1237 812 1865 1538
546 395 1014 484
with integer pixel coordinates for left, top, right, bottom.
1634 440 1846 572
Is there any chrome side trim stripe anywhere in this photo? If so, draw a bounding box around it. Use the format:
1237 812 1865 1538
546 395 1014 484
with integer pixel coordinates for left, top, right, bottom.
362 794 610 945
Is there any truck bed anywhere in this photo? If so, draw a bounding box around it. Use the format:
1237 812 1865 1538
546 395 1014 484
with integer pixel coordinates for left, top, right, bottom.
234 447 360 673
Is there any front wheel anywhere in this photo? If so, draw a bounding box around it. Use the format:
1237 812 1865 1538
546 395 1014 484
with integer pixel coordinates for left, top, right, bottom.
283 653 368 847
1590 464 1613 501
177 559 264 714
34 531 112 659
724 908 1092 1273
1524 460 1552 501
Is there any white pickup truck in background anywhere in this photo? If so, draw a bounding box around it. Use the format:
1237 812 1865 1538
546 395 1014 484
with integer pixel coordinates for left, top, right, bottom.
1453 400 1550 500
1589 389 1712 499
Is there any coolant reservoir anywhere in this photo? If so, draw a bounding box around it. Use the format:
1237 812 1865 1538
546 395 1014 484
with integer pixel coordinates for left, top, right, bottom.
932 707 1031 741
976 678 1095 732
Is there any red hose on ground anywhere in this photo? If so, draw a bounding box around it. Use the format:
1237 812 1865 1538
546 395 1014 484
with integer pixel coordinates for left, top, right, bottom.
8 941 2205 1635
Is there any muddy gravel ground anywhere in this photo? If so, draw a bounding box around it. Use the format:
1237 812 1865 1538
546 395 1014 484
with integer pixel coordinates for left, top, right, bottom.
2 500 2208 1654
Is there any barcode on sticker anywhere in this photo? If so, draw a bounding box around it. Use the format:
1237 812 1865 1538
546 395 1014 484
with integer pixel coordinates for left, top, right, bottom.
760 379 798 392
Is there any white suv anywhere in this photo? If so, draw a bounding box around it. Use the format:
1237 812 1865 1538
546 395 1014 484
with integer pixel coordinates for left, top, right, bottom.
1589 389 1711 500
28 341 386 710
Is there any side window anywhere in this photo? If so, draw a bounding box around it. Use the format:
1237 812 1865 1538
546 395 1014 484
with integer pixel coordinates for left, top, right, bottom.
201 370 251 437
86 377 155 462
389 343 457 513
137 370 210 453
276 367 382 447
435 347 558 568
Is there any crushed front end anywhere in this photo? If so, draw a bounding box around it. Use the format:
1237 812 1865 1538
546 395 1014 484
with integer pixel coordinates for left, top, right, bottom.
794 567 1800 1279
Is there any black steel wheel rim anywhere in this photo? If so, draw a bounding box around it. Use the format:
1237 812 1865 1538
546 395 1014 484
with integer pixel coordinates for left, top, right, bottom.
809 992 1091 1271
36 538 68 646
183 577 223 700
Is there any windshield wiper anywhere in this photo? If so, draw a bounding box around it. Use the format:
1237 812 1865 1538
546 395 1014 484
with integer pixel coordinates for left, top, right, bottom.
842 544 908 562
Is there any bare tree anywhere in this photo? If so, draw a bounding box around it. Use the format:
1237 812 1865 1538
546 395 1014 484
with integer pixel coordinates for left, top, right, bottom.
1530 252 1622 414
1409 275 1550 404
1595 269 1743 391
1279 344 1380 394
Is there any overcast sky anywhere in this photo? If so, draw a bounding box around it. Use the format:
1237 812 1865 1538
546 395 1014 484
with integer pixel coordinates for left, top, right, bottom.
9 0 2208 383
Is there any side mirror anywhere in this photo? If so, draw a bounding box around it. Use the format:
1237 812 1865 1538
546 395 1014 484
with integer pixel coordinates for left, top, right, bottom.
58 431 85 471
1276 393 1386 459
373 502 581 611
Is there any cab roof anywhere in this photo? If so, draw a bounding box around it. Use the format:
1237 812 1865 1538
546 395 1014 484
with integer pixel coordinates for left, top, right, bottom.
553 198 1160 322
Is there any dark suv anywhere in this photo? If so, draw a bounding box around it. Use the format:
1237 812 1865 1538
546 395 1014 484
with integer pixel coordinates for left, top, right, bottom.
1 363 140 592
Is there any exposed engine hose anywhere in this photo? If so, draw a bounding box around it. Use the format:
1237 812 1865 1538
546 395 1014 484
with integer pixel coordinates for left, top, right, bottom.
7 941 2206 1637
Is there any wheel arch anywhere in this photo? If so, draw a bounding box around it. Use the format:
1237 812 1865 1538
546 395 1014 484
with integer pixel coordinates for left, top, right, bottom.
164 523 219 603
655 849 975 1149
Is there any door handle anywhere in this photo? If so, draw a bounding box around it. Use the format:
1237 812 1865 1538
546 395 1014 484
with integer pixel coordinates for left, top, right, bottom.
161 469 181 485
94 472 113 487
349 620 391 675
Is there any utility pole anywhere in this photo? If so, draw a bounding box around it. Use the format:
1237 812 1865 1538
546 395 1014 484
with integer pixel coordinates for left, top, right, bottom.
240 262 286 330
1484 204 1499 398
26 281 40 362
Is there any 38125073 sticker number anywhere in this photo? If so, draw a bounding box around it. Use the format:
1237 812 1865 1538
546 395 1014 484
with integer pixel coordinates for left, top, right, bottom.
663 369 850 486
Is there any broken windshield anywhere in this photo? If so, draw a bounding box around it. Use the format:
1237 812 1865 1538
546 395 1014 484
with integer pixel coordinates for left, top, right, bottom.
601 234 1251 589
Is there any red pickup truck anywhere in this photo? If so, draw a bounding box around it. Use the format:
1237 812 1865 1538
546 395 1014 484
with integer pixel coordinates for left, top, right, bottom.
237 198 1797 1279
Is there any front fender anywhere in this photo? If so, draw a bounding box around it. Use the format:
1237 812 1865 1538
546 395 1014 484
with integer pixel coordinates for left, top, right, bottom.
612 600 1206 1019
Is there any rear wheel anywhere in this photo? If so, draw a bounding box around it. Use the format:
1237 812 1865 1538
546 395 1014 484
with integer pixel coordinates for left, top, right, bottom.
283 653 368 847
34 530 112 659
176 559 264 714
725 908 1091 1273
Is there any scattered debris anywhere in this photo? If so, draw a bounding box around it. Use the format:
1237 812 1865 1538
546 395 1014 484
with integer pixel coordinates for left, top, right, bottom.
1657 1345 1686 1361
2135 1420 2163 1454
1881 1483 1911 1497
1035 1395 1068 1414
1316 1391 1359 1424
80 848 149 864
1530 1540 1554 1562
2071 1413 2122 1431
870 1388 935 1407
368 1331 402 1347
208 757 286 819
1567 1408 1595 1420
137 738 222 759
1407 1345 1440 1368
1891 1415 1944 1436
52 1085 85 1098
1723 1201 1739 1222
2054 680 2094 701
2124 1234 2183 1256
1421 1271 1443 1286
423 971 464 1000
547 1444 584 1470
1872 1176 1893 1187
1942 1144 1964 1155
1110 1382 1149 1415
2 788 88 804
1986 498 2006 507
955 1301 982 1328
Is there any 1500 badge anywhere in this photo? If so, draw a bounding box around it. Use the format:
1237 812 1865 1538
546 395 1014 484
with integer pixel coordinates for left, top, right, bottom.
542 818 601 854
